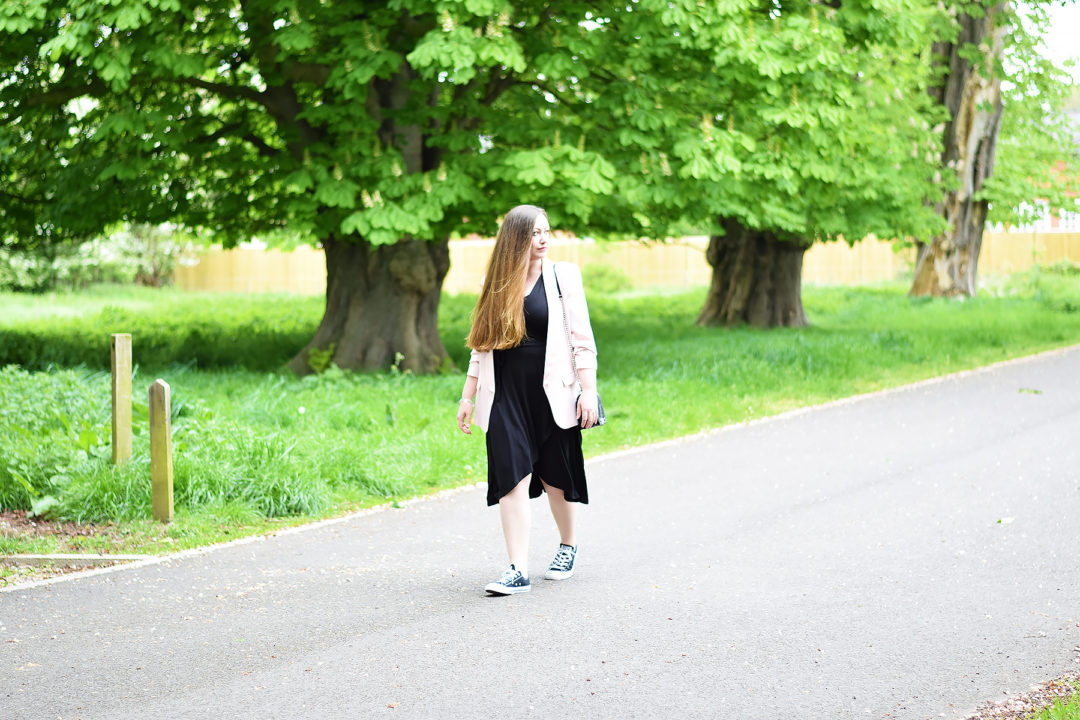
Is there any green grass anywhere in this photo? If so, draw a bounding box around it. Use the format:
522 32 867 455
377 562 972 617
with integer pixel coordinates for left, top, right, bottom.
0 286 323 371
0 283 177 322
1024 684 1080 720
2 268 1079 562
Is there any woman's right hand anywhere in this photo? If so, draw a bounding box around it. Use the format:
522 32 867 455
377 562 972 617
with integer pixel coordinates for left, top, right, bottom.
576 390 600 429
457 398 474 435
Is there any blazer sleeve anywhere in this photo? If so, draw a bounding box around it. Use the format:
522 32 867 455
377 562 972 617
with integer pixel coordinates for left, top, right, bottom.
467 274 484 378
559 263 598 370
467 348 481 379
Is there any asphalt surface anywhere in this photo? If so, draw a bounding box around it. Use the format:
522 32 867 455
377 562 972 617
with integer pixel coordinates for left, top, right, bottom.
3 346 1080 719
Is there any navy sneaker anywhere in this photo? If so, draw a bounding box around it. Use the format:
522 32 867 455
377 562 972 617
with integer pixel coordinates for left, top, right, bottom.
485 564 530 595
544 544 577 580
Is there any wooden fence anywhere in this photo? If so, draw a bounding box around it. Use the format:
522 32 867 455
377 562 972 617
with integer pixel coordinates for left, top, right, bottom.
979 230 1080 274
172 231 1080 295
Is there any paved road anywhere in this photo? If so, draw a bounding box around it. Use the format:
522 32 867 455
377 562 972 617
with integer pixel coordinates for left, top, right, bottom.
3 347 1080 719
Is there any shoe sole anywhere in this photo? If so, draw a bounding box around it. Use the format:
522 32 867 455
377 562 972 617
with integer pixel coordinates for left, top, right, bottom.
485 584 531 595
544 569 574 581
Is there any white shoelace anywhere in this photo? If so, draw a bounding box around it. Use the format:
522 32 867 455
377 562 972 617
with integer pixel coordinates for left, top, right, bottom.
499 567 523 584
550 547 574 571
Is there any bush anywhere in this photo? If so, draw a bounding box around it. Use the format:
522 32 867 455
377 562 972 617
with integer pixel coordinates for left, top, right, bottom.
0 365 334 520
0 295 323 371
992 264 1080 314
1041 260 1080 277
0 360 454 521
0 224 181 292
1035 273 1080 313
582 263 634 294
0 366 112 511
0 249 55 293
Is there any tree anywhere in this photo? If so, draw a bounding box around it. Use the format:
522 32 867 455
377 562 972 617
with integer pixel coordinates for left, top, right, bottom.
569 0 947 327
979 3 1080 231
910 0 1080 296
691 0 948 327
0 1 640 374
909 0 1008 296
9 0 1056 355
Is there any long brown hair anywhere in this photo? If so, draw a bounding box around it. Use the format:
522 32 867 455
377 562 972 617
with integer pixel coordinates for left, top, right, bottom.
466 204 546 351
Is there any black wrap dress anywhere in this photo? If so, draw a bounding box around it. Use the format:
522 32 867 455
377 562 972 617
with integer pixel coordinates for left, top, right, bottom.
485 275 589 506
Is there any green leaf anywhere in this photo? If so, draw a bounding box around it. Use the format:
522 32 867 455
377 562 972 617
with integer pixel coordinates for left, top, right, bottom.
464 0 500 15
510 150 556 187
314 180 359 209
274 25 316 52
9 470 39 498
283 169 314 193
340 211 368 236
578 155 616 194
29 495 60 520
115 5 151 31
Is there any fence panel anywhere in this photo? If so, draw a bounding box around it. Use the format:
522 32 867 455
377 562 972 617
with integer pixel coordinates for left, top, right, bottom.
173 232 1080 295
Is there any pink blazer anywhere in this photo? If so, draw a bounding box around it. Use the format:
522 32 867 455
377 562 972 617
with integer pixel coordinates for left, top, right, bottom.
467 259 598 432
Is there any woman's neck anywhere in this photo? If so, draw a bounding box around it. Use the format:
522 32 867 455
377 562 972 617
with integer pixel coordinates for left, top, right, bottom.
527 258 542 277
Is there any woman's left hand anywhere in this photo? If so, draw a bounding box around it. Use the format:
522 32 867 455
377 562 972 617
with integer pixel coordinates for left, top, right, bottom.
576 390 599 429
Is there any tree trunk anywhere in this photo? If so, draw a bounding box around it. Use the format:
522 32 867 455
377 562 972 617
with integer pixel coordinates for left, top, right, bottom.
288 235 451 375
696 219 809 328
910 5 1007 297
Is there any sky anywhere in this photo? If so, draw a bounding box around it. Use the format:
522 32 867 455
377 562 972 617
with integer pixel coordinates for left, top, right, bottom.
1045 2 1080 82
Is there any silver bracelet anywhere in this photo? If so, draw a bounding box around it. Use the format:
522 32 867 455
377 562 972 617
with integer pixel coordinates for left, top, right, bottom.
459 397 473 403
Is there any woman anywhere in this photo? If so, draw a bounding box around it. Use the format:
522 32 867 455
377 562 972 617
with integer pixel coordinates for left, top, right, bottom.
457 204 600 596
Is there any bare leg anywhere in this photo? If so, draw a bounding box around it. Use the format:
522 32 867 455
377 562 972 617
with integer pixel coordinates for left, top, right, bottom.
499 476 532 574
542 480 576 547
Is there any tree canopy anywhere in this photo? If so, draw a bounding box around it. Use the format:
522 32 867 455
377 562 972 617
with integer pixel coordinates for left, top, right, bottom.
562 0 952 325
1 1 657 370
983 1 1080 229
2 1 1076 366
1 0 965 248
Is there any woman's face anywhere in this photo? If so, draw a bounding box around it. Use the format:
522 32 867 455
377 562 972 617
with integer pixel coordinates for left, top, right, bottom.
530 215 550 262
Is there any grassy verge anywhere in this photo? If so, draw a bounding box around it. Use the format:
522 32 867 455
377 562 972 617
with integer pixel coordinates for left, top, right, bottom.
2 268 1079 573
0 283 177 322
1006 677 1080 720
1026 693 1080 720
0 284 320 370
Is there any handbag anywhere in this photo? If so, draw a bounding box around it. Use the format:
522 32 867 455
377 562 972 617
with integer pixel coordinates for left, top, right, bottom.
553 264 606 429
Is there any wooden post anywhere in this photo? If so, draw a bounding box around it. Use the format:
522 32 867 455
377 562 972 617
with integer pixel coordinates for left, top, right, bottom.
149 379 174 523
111 334 133 465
